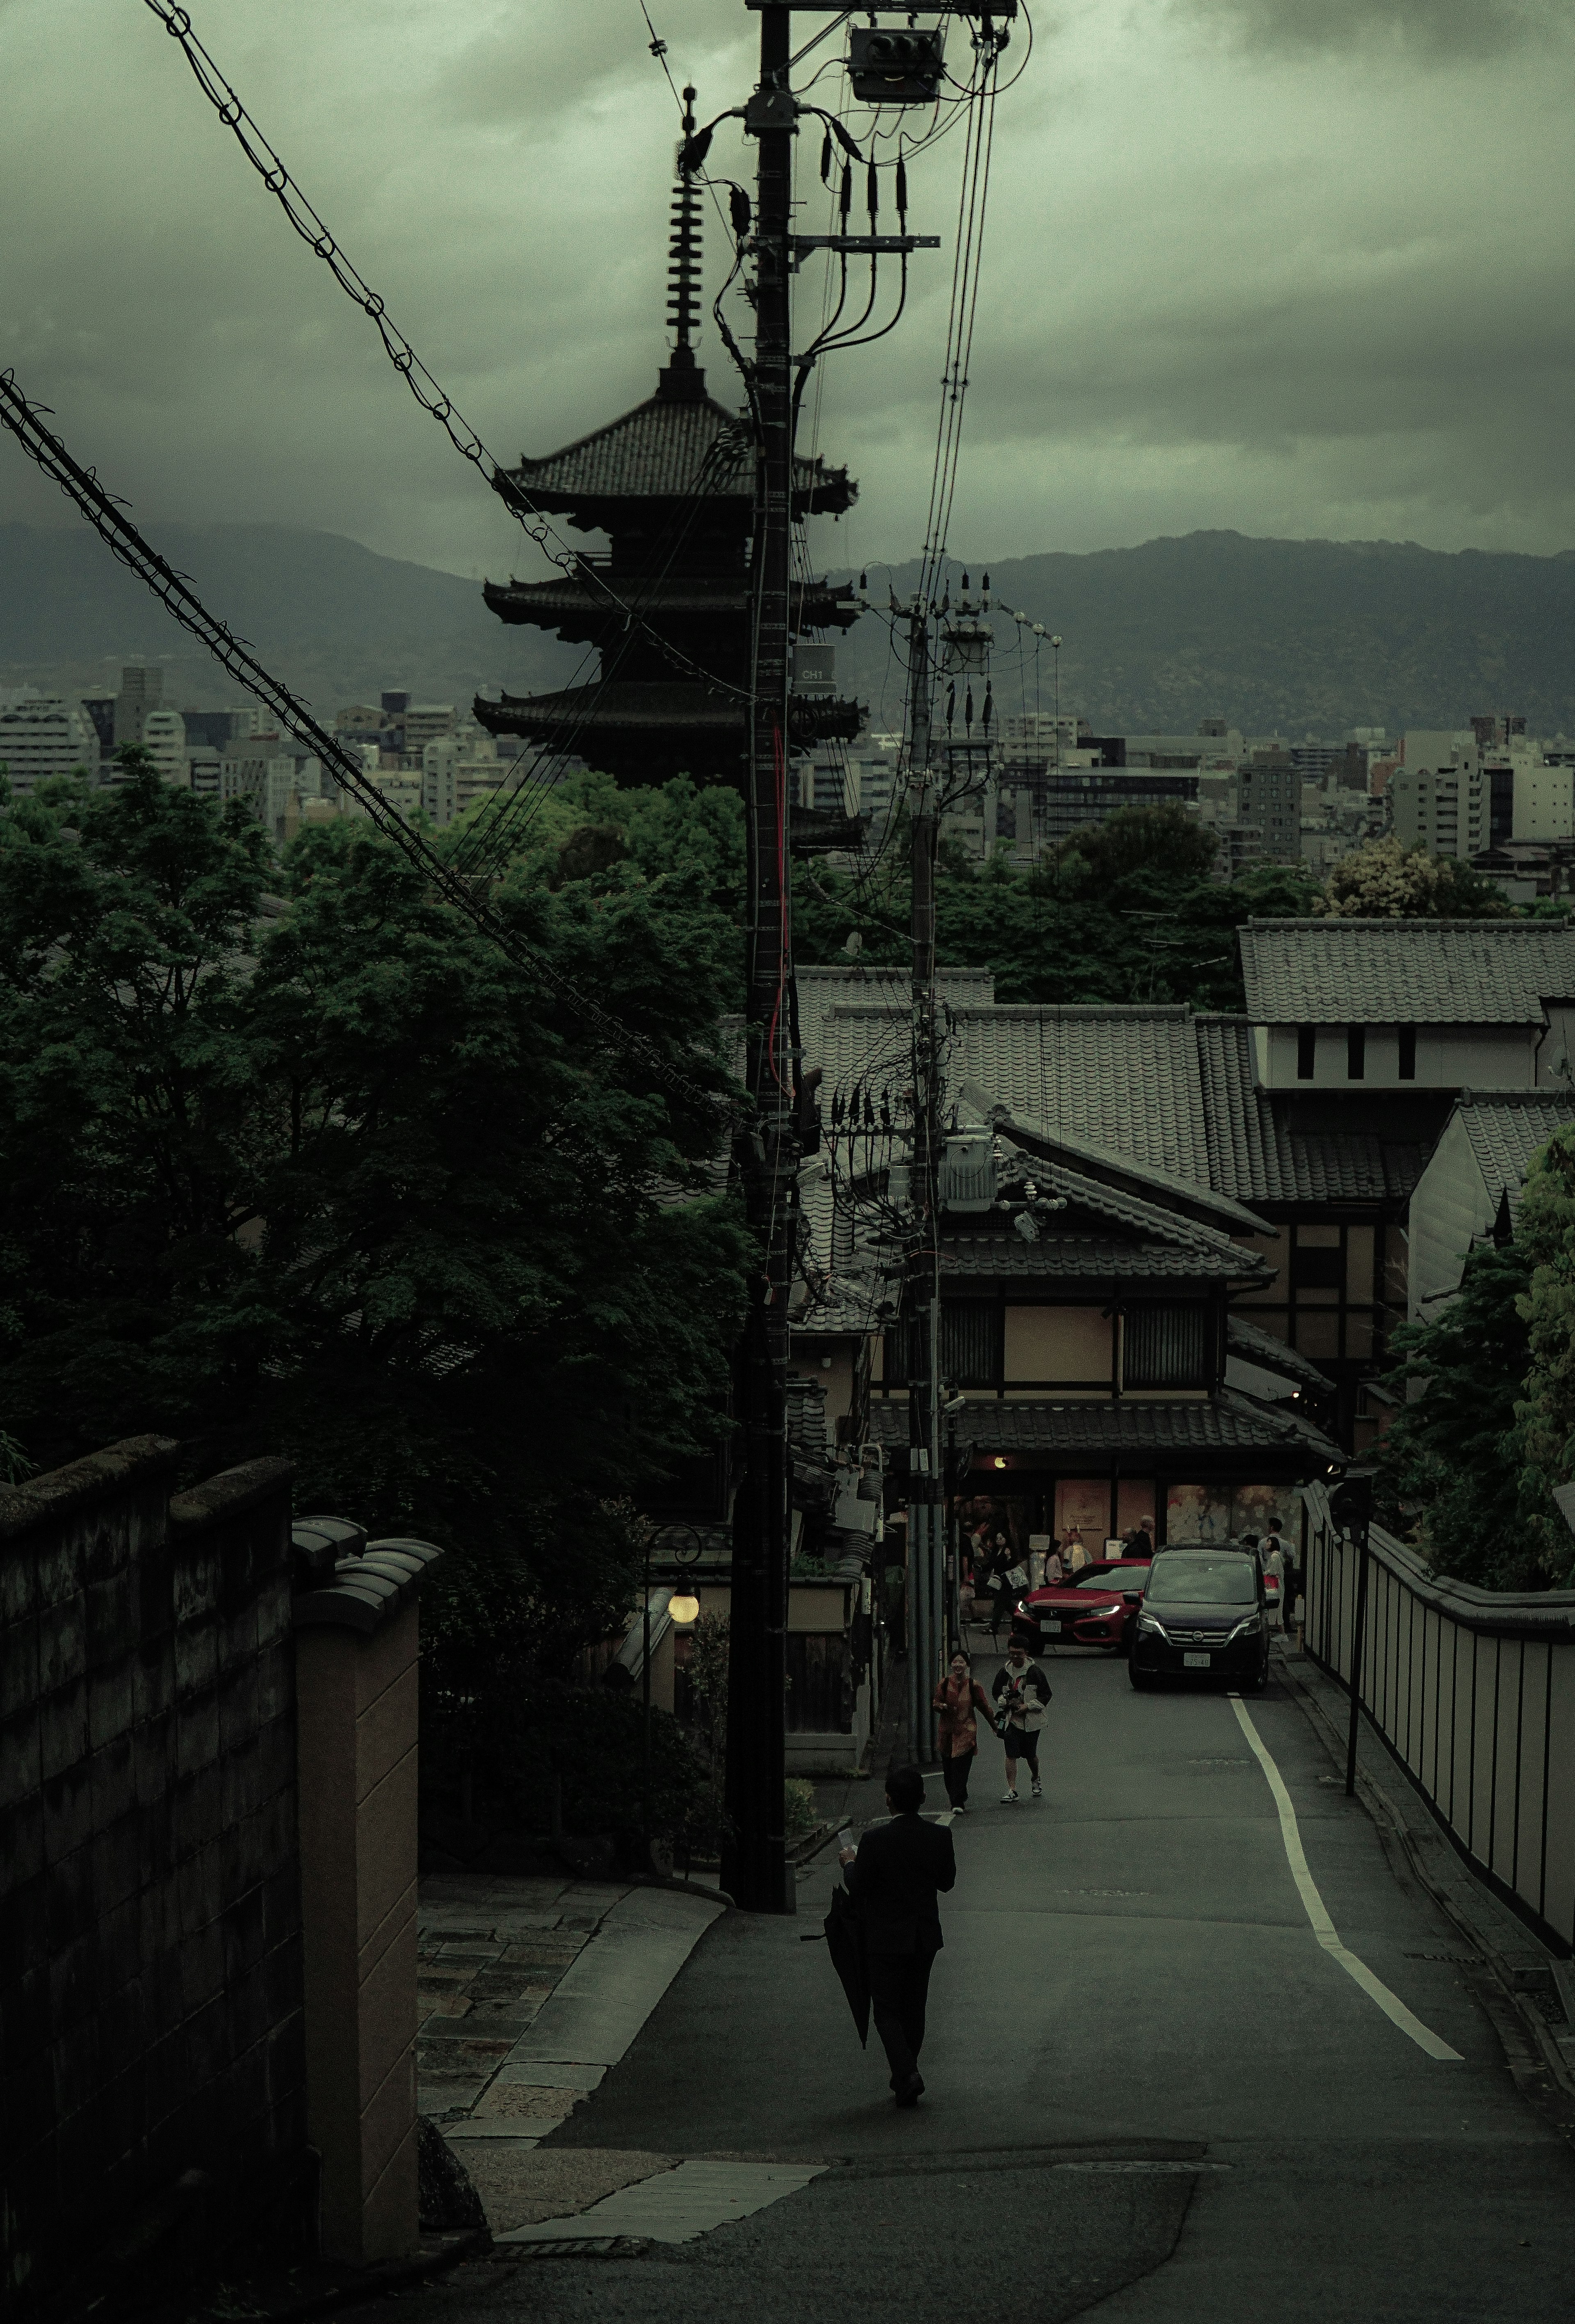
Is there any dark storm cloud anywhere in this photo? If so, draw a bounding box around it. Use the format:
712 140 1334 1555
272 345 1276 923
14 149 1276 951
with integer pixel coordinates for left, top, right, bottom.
0 0 1570 582
1183 0 1567 59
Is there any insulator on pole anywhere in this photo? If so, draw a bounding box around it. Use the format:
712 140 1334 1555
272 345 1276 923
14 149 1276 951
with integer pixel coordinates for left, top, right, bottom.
730 184 752 238
965 686 974 731
896 155 909 222
821 130 833 185
840 162 853 224
867 161 879 219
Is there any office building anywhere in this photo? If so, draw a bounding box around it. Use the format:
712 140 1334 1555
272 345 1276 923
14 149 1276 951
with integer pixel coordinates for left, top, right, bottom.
113 665 164 750
1236 753 1301 863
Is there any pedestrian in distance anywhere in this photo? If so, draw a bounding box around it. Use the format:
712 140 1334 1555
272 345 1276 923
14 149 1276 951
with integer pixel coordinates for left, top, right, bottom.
1066 1530 1088 1573
932 1650 992 1811
1262 1533 1285 1629
1127 1516 1154 1561
992 1636 1052 1802
1044 1539 1065 1586
838 1765 956 2109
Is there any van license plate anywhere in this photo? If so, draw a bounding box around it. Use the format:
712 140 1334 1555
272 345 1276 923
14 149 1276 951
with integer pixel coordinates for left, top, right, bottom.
1183 1652 1212 1669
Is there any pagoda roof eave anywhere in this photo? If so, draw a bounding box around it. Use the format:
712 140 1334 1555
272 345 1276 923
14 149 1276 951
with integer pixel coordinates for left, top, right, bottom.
473 683 865 744
498 381 856 514
481 576 864 634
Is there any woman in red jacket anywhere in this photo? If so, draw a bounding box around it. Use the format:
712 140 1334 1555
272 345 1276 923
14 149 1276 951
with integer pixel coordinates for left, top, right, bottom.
931 1650 993 1812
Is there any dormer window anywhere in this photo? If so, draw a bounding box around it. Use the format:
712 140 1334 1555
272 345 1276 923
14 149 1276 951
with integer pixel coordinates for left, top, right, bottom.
1347 1025 1366 1080
1398 1024 1416 1080
1297 1027 1316 1080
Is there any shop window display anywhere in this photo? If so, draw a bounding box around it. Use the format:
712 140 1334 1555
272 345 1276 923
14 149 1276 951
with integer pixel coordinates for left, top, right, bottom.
1167 1482 1284 1542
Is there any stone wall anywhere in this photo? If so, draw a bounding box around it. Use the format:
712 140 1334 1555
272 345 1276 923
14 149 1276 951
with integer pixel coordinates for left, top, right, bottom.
0 1439 309 2316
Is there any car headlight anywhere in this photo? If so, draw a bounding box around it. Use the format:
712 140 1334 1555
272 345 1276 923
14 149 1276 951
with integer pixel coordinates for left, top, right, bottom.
1227 1613 1263 1641
1137 1612 1168 1638
1083 1603 1122 1622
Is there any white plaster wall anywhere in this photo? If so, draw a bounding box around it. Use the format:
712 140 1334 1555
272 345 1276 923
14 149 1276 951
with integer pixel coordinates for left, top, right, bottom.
1258 1020 1536 1090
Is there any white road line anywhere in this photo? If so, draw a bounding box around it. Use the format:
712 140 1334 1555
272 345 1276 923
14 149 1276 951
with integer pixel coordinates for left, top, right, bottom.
1228 1695 1462 2063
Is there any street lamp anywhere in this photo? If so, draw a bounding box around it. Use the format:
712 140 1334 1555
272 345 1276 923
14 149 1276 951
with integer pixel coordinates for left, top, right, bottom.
644 1525 703 1865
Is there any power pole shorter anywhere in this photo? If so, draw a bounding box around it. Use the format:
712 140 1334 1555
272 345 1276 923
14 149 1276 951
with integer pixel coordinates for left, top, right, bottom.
905 598 942 1765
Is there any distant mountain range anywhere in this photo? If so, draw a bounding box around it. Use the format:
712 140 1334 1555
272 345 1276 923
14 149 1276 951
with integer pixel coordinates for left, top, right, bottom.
3 520 1571 740
833 533 1575 740
0 521 578 719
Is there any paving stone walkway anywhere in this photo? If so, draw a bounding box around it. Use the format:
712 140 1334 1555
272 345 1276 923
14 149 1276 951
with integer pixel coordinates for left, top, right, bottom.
417 1872 724 2235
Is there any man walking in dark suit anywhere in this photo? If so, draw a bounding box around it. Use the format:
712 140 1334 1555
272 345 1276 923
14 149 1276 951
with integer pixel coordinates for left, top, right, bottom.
838 1765 957 2107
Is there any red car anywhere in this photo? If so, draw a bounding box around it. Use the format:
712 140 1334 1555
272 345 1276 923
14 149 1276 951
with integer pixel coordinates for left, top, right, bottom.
1010 1561 1152 1655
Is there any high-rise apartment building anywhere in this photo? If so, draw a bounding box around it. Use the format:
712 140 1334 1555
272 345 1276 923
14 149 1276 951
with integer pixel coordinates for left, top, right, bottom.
402 704 456 756
141 710 189 787
0 694 101 795
1387 734 1488 859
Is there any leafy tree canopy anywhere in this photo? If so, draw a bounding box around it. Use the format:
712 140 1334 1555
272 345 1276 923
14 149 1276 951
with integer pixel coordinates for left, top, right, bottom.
0 759 749 1669
790 807 1319 1008
1319 835 1511 919
1511 1127 1575 1585
1377 1240 1543 1588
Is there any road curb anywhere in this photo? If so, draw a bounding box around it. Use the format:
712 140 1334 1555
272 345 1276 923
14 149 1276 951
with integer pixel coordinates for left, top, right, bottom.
1276 1650 1575 2105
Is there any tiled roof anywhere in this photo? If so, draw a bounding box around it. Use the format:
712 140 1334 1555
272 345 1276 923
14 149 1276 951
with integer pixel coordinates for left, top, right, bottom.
867 1392 1340 1464
940 1233 1224 1282
1196 1018 1430 1205
1226 1316 1333 1393
950 1007 1212 1182
982 1102 1272 1236
1456 1091 1575 1215
804 970 997 1086
503 376 853 512
974 1158 1272 1278
1239 919 1575 1027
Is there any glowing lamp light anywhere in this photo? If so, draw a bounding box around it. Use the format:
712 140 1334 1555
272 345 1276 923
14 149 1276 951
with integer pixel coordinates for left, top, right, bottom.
993 1456 1009 1470
669 1592 701 1625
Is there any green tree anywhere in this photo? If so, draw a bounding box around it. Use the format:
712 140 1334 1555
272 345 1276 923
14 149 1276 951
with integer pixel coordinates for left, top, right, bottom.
1511 1127 1575 1584
792 812 1318 1009
0 761 749 1647
1319 836 1511 919
1378 1240 1542 1588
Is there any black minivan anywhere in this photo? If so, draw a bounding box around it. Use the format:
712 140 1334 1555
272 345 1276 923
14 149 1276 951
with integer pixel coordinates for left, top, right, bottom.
1127 1546 1269 1692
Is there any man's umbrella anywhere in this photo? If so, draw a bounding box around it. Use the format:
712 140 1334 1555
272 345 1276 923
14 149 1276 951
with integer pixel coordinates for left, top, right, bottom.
814 1879 870 2047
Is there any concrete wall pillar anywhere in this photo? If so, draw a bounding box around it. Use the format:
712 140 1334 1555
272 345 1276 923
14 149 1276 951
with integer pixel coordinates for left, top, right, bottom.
292 1538 441 2266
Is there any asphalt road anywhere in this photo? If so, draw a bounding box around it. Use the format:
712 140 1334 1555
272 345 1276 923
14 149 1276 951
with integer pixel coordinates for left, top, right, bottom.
388 1646 1575 2323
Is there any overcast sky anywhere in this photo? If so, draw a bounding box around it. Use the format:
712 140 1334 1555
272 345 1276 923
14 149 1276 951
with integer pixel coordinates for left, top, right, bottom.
3 0 1572 587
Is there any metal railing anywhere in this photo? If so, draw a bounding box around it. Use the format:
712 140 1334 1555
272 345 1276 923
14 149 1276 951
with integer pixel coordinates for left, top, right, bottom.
1301 1480 1575 1954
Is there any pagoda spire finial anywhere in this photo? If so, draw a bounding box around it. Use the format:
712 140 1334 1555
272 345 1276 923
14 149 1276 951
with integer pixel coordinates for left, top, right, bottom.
660 86 705 400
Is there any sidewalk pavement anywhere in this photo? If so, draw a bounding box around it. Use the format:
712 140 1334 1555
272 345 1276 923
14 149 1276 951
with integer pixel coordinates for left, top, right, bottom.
417 1872 724 2235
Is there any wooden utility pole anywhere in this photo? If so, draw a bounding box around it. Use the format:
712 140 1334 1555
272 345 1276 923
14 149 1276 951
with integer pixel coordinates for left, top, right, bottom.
722 0 797 1915
905 600 943 1762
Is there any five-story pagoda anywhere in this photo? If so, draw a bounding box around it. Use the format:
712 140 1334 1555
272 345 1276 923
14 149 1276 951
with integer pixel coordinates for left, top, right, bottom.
475 93 864 785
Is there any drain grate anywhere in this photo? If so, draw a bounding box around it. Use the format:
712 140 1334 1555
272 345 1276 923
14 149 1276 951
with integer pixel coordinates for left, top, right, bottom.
1403 1951 1483 1965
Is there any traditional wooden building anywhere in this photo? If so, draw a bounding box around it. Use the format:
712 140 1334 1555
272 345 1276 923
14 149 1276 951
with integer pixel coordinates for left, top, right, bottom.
477 95 864 785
